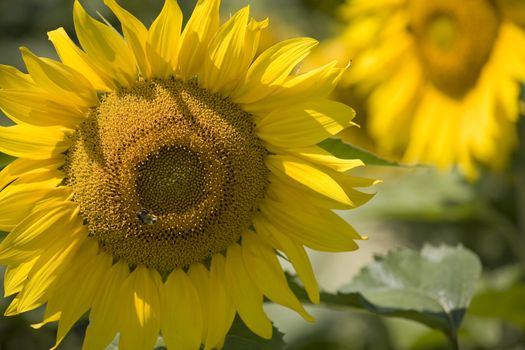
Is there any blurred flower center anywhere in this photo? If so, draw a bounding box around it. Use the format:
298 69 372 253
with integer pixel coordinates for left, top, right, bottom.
65 79 269 272
425 14 457 50
409 0 500 98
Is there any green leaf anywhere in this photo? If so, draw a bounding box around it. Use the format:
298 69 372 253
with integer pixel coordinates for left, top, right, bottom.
291 245 481 346
223 316 286 350
318 137 401 167
0 153 15 169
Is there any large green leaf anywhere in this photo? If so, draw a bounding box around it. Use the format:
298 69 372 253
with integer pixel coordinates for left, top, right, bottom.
318 138 401 167
291 245 481 346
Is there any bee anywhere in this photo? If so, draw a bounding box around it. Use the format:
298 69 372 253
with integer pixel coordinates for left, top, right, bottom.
136 210 158 225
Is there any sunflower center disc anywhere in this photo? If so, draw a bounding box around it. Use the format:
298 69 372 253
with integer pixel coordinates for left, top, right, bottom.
408 0 500 98
65 79 269 271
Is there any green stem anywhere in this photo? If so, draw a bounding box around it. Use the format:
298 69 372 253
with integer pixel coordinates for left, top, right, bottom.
448 333 460 350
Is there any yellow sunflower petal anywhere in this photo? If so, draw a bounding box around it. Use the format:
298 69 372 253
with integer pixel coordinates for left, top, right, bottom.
0 190 70 232
242 61 345 115
201 7 268 94
0 89 84 127
82 261 129 350
0 157 63 191
0 200 78 264
119 266 162 350
4 295 22 316
178 0 220 79
256 100 355 149
47 27 114 91
0 124 69 159
231 38 318 104
225 244 272 339
0 64 34 89
253 221 319 304
258 199 361 251
47 249 109 349
326 170 377 206
187 264 210 344
20 47 97 107
145 0 183 79
104 0 150 77
161 269 203 350
4 257 38 297
0 173 68 232
73 0 137 87
266 155 355 206
266 174 351 210
14 225 88 313
241 232 313 321
204 254 236 350
286 145 364 172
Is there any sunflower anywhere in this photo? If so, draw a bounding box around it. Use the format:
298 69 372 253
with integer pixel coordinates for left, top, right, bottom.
0 0 375 349
337 0 525 179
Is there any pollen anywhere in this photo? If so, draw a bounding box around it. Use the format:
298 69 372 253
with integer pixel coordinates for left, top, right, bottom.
64 79 269 272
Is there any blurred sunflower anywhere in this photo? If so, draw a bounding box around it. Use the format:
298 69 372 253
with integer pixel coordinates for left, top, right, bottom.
0 0 375 349
339 0 525 179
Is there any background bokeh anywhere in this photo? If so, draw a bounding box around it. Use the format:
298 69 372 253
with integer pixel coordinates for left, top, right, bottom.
1 1 525 349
